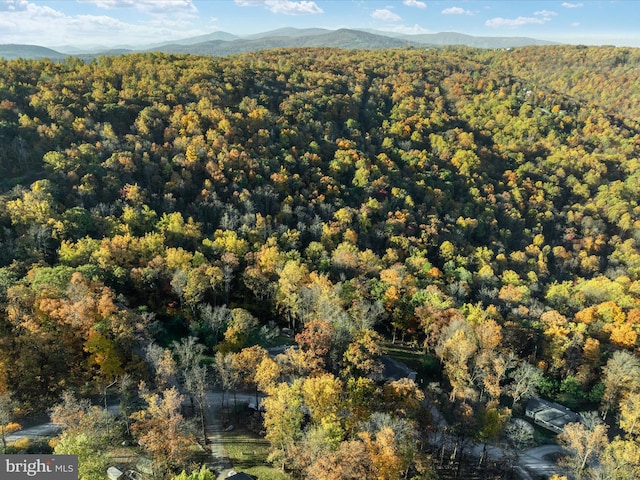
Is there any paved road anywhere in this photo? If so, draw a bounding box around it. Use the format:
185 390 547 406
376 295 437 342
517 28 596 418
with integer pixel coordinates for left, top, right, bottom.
518 445 566 479
5 404 120 445
5 422 61 444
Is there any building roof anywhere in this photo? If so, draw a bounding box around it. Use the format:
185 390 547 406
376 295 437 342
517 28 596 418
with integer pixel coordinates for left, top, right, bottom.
525 397 579 433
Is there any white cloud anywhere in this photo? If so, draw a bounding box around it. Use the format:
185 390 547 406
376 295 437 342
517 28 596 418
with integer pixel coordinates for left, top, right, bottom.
571 22 581 27
1 0 65 18
485 16 548 28
403 0 426 8
235 0 323 15
441 6 472 15
267 1 322 15
534 9 557 17
562 2 583 8
371 8 401 22
0 0 206 46
80 0 197 13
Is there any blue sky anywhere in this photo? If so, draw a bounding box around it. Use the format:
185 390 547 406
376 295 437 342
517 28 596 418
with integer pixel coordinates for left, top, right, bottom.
1 0 639 48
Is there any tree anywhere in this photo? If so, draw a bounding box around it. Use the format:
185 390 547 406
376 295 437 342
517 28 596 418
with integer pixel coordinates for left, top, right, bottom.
505 419 535 450
342 329 383 379
53 432 110 480
506 361 543 407
49 391 93 431
558 412 609 479
213 352 238 412
435 318 477 401
145 343 178 388
255 355 282 394
381 378 425 418
305 438 371 480
170 466 216 480
601 351 640 420
599 437 640 480
295 319 335 373
619 392 640 437
276 259 309 330
191 304 231 347
50 392 121 480
232 345 268 408
301 373 344 442
130 386 196 477
184 364 209 444
360 412 419 479
172 336 206 414
0 393 21 454
262 379 305 470
218 308 258 353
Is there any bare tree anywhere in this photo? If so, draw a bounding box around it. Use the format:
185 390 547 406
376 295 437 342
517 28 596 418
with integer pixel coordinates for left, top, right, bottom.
506 361 543 407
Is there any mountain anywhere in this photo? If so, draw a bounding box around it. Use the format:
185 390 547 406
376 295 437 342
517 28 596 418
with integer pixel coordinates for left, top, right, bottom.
147 31 239 48
400 31 557 48
152 29 414 56
0 44 67 60
244 27 332 39
1 28 558 60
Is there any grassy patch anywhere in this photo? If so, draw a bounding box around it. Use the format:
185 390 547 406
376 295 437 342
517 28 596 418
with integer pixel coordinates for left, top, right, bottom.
221 427 290 480
382 342 440 381
382 342 423 367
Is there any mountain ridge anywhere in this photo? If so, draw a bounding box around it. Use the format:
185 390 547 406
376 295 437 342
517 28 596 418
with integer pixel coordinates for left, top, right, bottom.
1 28 557 60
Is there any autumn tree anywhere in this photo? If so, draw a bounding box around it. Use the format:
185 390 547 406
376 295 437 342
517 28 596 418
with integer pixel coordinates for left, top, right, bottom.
50 392 121 480
304 438 371 480
262 379 305 470
0 393 20 453
435 318 477 401
130 386 196 477
218 308 258 353
145 343 178 389
301 373 345 446
342 329 383 379
558 412 609 480
599 437 640 480
601 351 640 420
619 392 640 437
232 345 268 408
295 319 335 373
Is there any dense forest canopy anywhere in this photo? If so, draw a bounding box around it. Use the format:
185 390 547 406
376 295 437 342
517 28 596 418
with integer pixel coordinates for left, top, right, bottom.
1 45 640 478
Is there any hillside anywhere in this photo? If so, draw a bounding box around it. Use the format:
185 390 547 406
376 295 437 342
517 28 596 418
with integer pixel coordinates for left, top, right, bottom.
0 43 68 60
1 47 639 479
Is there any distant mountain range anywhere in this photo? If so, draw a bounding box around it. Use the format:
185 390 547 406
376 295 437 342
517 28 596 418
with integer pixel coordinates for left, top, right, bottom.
0 28 557 60
0 44 69 61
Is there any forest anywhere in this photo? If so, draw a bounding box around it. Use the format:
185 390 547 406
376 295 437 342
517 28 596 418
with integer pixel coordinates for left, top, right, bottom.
1 45 640 479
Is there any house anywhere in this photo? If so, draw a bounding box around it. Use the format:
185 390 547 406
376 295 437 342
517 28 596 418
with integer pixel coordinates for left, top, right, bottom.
380 356 418 382
525 397 579 433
